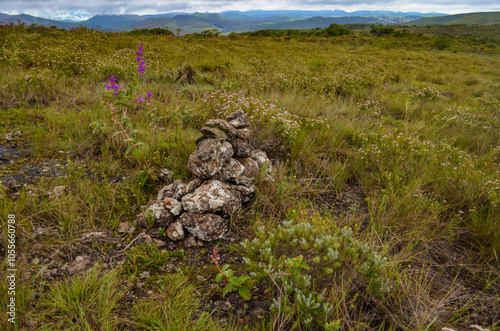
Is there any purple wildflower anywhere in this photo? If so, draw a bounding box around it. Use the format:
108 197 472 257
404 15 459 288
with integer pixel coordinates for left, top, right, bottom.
136 95 145 103
147 91 153 98
135 43 146 78
105 75 121 95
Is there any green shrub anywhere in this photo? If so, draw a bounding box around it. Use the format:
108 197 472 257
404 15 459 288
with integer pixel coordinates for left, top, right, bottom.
239 220 391 328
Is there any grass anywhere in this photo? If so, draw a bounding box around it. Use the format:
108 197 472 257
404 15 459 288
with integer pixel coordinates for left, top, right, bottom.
0 24 499 330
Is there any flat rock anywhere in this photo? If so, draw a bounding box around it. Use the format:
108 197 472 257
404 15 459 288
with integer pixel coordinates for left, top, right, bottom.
200 127 227 140
182 180 241 216
205 119 237 138
180 212 228 241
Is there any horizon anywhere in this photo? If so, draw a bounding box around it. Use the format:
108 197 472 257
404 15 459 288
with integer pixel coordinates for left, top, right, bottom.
1 3 499 23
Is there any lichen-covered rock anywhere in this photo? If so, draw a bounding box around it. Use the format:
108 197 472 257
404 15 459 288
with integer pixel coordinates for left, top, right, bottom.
231 137 252 158
235 128 252 139
213 158 245 182
228 184 256 203
226 110 250 129
200 127 227 140
205 119 237 138
251 150 273 174
180 212 228 241
145 200 175 228
157 178 202 200
162 198 183 216
182 180 241 216
166 220 185 241
230 176 254 187
188 139 233 179
238 157 259 179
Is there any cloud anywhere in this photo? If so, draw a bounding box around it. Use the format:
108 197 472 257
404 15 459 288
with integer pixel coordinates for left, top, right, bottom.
0 0 499 19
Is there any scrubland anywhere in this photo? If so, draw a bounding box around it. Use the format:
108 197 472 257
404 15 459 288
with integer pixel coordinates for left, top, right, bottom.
0 25 499 330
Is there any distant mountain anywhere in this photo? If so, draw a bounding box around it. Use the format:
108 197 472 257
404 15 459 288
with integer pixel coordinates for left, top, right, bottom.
0 9 455 34
239 16 385 31
84 15 146 29
410 11 500 26
0 13 78 29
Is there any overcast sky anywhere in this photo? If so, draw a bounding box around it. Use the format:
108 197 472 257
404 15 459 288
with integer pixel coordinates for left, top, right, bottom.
1 0 499 21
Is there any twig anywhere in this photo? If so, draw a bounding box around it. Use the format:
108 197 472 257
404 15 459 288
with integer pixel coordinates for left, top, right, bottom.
122 232 144 252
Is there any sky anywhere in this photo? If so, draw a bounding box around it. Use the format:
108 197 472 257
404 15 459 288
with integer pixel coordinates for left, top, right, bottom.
1 0 499 21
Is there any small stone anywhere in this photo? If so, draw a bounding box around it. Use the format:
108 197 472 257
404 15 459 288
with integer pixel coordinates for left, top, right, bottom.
50 186 66 198
138 234 154 245
180 212 228 241
118 222 133 233
81 231 106 239
165 263 176 272
68 255 90 274
140 271 150 279
166 220 185 241
183 236 199 248
200 127 227 140
154 239 166 247
216 300 232 311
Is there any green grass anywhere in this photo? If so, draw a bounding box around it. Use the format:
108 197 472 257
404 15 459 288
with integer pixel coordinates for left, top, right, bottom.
0 24 499 330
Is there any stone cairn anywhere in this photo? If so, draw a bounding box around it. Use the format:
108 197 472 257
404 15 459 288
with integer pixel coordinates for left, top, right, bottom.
143 110 272 242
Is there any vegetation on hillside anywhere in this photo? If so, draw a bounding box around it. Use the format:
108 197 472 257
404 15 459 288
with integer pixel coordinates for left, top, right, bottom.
0 23 499 330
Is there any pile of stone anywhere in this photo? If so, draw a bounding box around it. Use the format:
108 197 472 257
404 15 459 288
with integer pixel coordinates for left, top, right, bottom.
143 111 272 242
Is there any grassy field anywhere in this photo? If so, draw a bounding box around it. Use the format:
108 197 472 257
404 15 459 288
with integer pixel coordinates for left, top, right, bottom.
0 25 499 330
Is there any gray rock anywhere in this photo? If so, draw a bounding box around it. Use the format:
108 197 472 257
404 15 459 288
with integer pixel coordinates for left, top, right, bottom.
205 119 237 138
180 212 228 241
166 220 185 241
188 140 233 179
231 137 252 158
230 176 254 187
157 178 202 200
145 200 175 228
182 180 241 216
228 184 255 203
213 158 245 182
162 198 183 216
118 222 134 234
200 127 227 140
235 128 252 139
